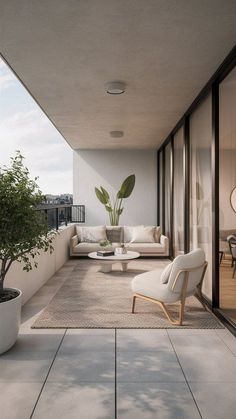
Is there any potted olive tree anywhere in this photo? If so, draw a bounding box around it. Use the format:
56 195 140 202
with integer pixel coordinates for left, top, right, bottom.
0 152 55 354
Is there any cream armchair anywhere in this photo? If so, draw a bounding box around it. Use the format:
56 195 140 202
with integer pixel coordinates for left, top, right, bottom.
131 249 207 326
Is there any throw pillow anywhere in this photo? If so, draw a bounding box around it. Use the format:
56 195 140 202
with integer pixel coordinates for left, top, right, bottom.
131 225 155 243
154 226 161 243
160 262 173 284
76 225 107 243
144 226 161 242
123 226 143 243
106 226 123 243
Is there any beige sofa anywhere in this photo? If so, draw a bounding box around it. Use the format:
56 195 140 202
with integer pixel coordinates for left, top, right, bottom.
70 225 169 257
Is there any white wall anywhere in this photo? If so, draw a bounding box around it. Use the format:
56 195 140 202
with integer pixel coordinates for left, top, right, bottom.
73 150 157 226
5 224 75 305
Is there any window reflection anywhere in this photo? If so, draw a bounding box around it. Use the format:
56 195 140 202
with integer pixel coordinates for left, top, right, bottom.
173 127 184 256
190 94 212 301
219 66 236 324
164 143 171 238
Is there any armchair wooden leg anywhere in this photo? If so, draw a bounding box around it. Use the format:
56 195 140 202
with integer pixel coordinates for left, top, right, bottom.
160 302 176 324
194 263 208 311
177 277 188 326
131 293 184 325
131 295 136 313
178 297 186 326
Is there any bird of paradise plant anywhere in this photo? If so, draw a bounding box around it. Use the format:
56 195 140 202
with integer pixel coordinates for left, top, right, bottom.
95 174 135 225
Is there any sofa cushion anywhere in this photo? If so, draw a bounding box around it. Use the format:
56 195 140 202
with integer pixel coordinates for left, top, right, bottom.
132 270 178 303
125 243 166 254
73 242 103 253
76 225 107 243
130 226 155 243
142 226 161 242
73 242 122 254
123 226 142 243
106 226 123 244
124 225 161 243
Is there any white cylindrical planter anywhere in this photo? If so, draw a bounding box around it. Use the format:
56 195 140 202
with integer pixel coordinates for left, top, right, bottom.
0 288 22 355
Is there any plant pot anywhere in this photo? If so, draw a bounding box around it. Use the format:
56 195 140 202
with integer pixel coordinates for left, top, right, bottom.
0 288 22 354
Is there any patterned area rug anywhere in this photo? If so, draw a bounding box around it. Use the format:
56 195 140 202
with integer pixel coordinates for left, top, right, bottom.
32 259 223 329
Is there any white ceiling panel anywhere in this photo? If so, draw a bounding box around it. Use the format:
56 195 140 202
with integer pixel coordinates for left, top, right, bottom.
0 0 236 149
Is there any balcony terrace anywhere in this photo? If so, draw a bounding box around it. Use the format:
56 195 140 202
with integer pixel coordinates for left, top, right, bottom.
1 225 235 418
1 1 236 418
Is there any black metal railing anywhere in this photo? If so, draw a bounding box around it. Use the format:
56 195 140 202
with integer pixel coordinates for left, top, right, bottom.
36 204 85 230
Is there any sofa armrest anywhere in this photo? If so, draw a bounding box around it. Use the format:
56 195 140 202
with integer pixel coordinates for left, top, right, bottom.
70 234 79 254
160 234 169 255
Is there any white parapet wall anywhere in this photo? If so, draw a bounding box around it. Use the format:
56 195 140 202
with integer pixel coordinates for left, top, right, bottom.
5 224 76 305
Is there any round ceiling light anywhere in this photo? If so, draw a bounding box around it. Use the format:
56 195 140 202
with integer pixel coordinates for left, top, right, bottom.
105 81 125 95
110 130 124 138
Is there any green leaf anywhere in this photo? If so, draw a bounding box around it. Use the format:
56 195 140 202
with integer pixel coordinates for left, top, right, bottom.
0 151 56 289
105 205 113 212
95 187 108 204
100 186 110 203
118 174 135 199
117 208 123 215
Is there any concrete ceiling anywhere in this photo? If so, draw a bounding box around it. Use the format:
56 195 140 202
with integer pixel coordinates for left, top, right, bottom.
0 0 236 150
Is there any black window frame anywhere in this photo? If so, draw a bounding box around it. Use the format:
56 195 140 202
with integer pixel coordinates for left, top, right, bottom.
157 45 236 333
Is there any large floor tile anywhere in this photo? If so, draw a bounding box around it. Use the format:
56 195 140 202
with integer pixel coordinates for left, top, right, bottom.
48 351 115 383
0 351 53 382
117 329 173 352
66 329 114 335
177 350 236 382
190 382 236 419
117 382 200 419
25 294 55 305
10 333 63 353
117 351 185 382
216 329 236 356
0 382 42 419
169 332 232 355
32 382 114 419
167 329 218 336
59 330 115 353
19 323 66 335
20 305 45 324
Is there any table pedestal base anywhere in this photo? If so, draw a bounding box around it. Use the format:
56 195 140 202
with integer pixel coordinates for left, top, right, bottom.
99 261 129 273
99 263 113 273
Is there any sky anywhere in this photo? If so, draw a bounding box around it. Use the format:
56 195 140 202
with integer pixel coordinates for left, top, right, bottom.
0 57 73 195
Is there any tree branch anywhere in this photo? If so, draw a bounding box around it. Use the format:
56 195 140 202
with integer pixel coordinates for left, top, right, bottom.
5 260 13 276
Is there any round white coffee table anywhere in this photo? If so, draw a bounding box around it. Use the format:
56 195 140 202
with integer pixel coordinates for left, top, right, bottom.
88 251 140 273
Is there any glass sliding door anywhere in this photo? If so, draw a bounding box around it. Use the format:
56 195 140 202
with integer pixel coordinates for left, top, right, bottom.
158 150 164 233
164 142 171 239
156 48 236 331
219 66 236 324
173 127 184 256
190 94 212 301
